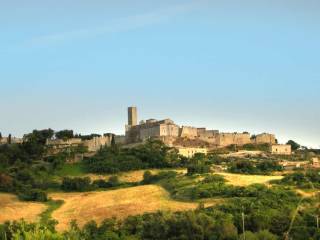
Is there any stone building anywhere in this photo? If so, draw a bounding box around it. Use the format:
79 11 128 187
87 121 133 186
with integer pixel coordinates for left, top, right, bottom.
126 117 180 143
128 107 138 126
311 157 320 168
46 135 112 153
251 133 276 145
125 106 279 148
178 147 207 158
271 144 292 155
0 136 23 145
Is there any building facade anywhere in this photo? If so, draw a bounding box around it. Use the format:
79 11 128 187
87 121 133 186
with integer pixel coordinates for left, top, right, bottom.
178 147 208 158
271 144 292 155
46 135 113 153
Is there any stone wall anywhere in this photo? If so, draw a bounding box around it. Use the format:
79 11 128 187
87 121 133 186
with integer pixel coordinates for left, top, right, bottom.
160 124 179 137
198 129 219 145
252 133 276 145
83 136 112 152
139 125 161 141
217 133 251 147
47 136 112 153
179 126 198 138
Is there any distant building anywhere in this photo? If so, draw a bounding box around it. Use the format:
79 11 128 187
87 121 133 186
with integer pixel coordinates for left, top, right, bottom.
46 135 113 153
271 144 292 155
126 117 180 143
178 147 207 158
0 136 23 145
125 106 279 148
311 157 320 168
279 160 308 169
128 107 138 126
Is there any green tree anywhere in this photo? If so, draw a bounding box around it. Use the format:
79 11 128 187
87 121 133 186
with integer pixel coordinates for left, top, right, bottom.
55 130 74 140
111 134 116 147
8 134 12 144
142 171 153 184
108 176 120 187
286 140 300 151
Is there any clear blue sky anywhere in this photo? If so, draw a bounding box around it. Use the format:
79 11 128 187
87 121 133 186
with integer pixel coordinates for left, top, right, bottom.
1 0 319 148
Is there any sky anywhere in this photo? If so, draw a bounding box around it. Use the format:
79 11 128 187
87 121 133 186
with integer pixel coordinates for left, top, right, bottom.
0 0 319 148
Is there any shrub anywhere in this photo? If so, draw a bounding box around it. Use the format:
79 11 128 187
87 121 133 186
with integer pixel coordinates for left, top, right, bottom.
18 188 48 202
61 177 92 192
187 164 210 175
142 171 153 184
108 176 120 187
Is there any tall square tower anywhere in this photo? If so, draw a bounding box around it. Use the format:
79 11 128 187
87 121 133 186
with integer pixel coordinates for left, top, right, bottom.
128 106 137 126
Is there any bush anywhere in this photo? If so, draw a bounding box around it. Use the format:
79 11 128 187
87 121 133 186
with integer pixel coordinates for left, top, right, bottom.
279 170 320 189
83 140 183 174
187 164 210 175
142 171 178 185
229 160 282 175
0 173 13 191
142 171 153 184
108 176 120 187
18 189 48 202
61 177 92 192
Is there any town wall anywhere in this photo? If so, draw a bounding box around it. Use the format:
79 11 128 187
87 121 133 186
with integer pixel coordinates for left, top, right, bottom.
179 126 198 138
252 133 276 145
217 133 251 147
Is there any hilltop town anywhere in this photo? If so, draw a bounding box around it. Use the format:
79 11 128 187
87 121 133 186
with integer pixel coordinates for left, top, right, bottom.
125 106 292 157
0 106 292 158
0 106 319 240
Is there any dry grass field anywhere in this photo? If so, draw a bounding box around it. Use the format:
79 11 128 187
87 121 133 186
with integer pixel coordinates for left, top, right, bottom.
216 172 283 186
0 193 47 223
85 168 187 183
49 185 219 231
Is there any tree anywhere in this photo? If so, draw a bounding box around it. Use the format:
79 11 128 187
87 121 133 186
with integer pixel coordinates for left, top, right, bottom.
108 175 120 187
111 134 116 147
8 134 12 144
24 129 54 145
0 132 2 140
142 171 153 184
55 130 74 140
286 140 300 151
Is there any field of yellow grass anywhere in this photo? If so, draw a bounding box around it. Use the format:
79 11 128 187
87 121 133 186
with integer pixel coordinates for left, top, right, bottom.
216 172 283 186
0 193 47 223
85 168 187 183
49 185 219 231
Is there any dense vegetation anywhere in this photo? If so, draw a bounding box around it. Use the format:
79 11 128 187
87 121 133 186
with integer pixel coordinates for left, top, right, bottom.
83 140 187 174
0 129 88 201
60 175 135 192
1 191 319 240
276 170 320 189
0 129 62 201
1 130 320 239
228 160 283 175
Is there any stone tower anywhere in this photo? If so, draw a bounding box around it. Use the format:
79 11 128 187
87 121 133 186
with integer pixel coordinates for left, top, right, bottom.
128 106 137 126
